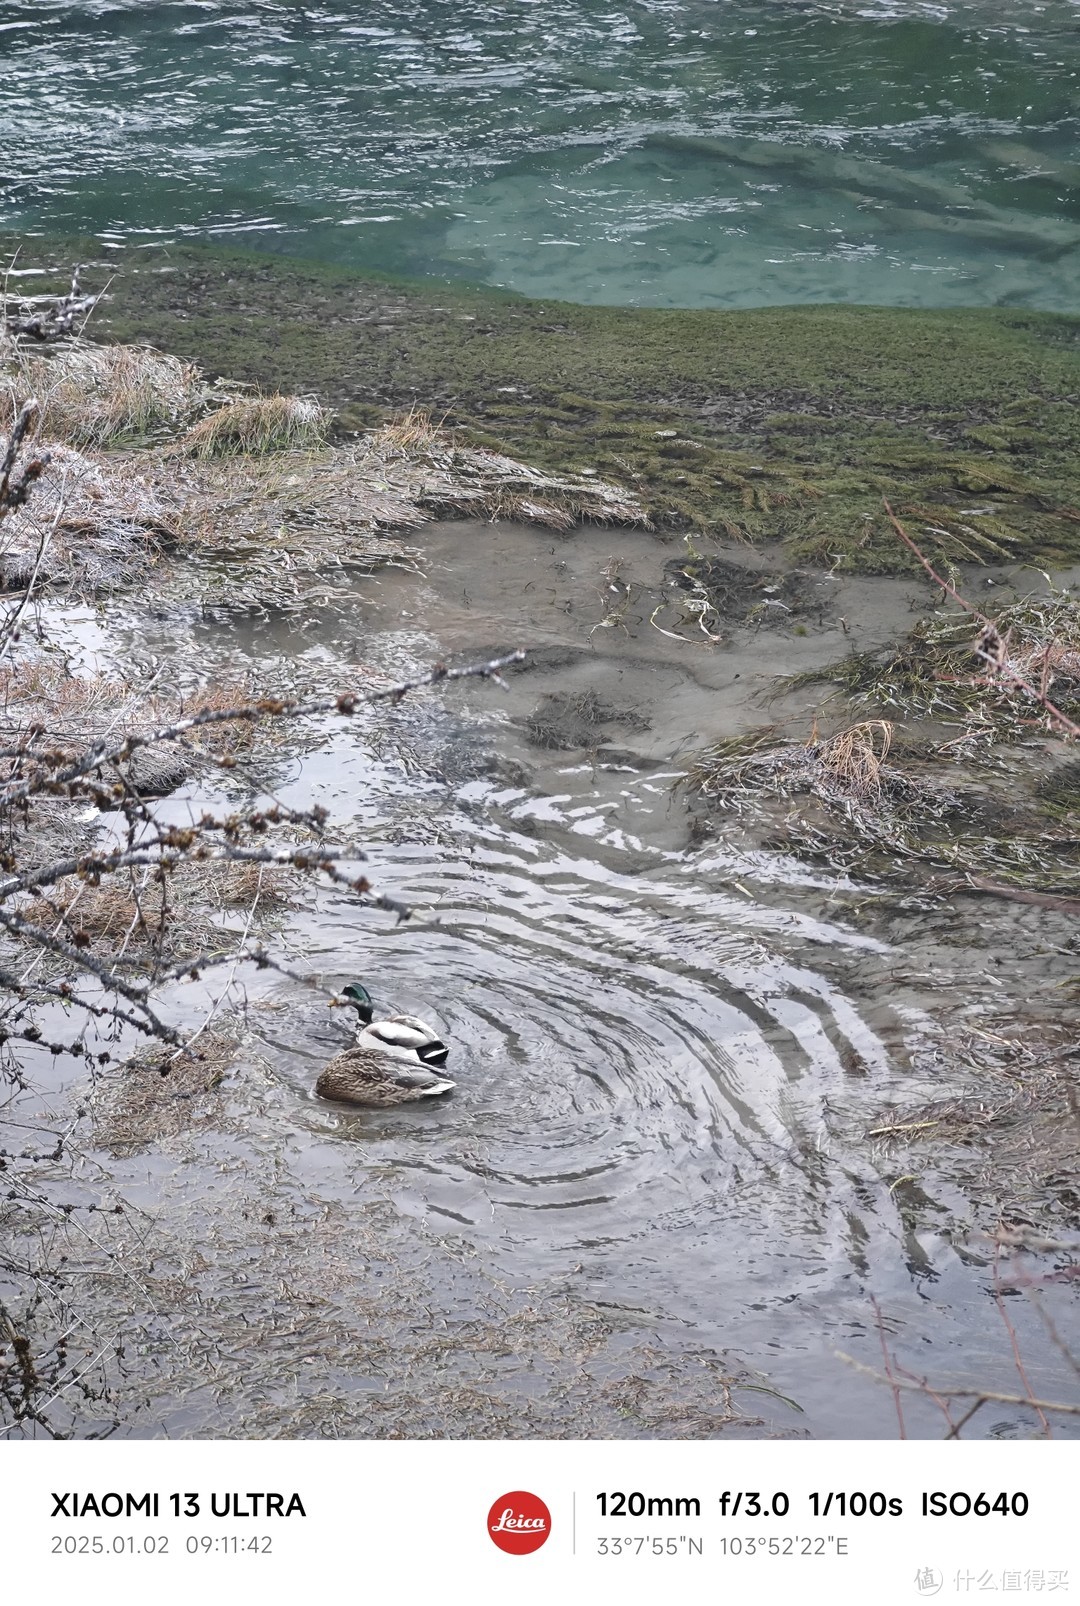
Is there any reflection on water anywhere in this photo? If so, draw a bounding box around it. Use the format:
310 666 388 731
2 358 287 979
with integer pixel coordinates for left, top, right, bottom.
2 0 1079 308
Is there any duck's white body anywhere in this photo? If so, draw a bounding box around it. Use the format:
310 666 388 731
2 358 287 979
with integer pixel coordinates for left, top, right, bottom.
357 1015 450 1066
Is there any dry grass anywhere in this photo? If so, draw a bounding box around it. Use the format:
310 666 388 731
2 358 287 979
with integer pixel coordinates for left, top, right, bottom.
0 663 192 818
21 884 146 947
687 718 1080 894
179 393 330 457
0 440 174 594
0 657 131 727
7 340 210 447
0 661 255 747
789 589 1080 750
215 862 299 909
155 447 423 611
17 872 216 967
0 663 289 824
361 423 646 532
731 570 1080 894
0 656 309 995
1007 631 1080 694
90 1031 243 1157
157 425 642 611
817 719 893 801
15 853 300 974
372 405 443 454
180 679 263 756
689 719 910 816
3 327 331 461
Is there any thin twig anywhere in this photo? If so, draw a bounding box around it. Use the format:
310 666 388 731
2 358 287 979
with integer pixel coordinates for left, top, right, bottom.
870 1295 907 1439
835 1352 1080 1422
0 464 67 656
0 648 527 808
993 1247 1052 1437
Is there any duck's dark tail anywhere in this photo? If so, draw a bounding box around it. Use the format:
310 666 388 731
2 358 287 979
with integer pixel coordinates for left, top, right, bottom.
419 1040 450 1068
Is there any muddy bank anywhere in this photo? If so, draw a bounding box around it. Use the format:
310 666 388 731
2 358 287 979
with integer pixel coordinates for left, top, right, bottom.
7 237 1080 573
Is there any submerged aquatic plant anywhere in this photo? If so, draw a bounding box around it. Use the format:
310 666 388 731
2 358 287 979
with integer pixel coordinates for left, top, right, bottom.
686 716 1080 896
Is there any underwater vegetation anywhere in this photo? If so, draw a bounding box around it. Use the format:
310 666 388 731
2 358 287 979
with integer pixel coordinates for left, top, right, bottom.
43 238 1076 577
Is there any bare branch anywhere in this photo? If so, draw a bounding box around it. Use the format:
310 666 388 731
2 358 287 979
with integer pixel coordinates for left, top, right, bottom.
0 463 66 656
835 1350 1080 1421
0 648 527 809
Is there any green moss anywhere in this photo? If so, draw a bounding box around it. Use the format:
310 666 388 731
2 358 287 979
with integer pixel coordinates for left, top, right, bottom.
11 234 1079 573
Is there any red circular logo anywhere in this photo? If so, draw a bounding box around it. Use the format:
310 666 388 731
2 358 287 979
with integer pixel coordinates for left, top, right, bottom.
487 1490 551 1554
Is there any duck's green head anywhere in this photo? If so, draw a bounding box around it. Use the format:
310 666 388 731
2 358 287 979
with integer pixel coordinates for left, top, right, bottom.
341 982 374 1024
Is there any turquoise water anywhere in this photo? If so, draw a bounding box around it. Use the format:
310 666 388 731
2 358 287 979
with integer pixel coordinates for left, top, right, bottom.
2 0 1079 308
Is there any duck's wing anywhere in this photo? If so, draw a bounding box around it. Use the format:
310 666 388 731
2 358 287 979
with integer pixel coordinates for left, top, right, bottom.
383 1066 456 1097
362 1017 449 1066
385 1013 442 1041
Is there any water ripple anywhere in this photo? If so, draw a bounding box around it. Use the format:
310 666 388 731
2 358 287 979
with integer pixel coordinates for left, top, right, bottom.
253 711 908 1281
2 0 1078 308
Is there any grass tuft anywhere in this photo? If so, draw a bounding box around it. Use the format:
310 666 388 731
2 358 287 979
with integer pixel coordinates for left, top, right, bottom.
372 405 443 454
6 340 209 446
179 393 330 457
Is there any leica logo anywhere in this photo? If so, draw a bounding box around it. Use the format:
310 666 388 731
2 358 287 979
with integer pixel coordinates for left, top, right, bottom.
487 1491 552 1554
492 1510 546 1533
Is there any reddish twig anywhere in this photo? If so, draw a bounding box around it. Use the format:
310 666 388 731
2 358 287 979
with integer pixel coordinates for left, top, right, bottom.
993 1247 1052 1438
870 1295 907 1439
836 1352 1080 1421
893 1359 958 1436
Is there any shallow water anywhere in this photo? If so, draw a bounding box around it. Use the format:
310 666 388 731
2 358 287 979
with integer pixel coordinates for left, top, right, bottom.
20 522 1077 1439
3 0 1080 309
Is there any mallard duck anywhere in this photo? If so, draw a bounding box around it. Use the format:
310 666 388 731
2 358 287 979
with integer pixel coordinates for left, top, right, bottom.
315 982 455 1107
